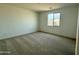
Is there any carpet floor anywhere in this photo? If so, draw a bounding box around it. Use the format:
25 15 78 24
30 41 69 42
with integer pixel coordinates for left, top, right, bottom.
0 32 75 55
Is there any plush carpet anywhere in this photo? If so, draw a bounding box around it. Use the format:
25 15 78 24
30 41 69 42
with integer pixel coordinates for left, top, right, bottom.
0 32 75 55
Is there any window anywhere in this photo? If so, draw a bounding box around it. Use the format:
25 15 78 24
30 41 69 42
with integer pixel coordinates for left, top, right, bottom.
48 13 60 26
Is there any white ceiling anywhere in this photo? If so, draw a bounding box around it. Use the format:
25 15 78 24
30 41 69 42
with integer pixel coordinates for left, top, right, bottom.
5 3 78 12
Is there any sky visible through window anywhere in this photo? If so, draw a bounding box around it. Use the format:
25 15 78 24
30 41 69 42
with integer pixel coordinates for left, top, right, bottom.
54 13 60 20
48 14 53 20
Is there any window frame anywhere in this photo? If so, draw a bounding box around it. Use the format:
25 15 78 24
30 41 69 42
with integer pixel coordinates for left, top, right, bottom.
47 12 61 27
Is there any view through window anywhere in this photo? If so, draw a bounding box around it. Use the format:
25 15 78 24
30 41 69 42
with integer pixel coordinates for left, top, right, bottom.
48 13 60 26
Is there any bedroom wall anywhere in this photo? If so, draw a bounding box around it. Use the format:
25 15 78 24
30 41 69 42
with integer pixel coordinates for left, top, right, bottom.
0 4 38 39
39 5 78 39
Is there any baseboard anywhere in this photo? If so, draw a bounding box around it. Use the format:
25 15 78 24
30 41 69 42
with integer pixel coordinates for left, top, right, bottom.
38 31 76 40
0 31 76 41
0 31 37 40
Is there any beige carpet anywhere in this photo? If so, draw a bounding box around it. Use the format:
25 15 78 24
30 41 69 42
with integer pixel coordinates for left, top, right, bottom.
0 32 75 55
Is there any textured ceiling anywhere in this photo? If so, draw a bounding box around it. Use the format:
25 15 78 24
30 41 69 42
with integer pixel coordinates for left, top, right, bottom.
2 3 78 12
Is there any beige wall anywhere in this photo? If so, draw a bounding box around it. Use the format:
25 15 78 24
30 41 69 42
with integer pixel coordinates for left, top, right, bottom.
0 4 38 39
39 5 78 38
